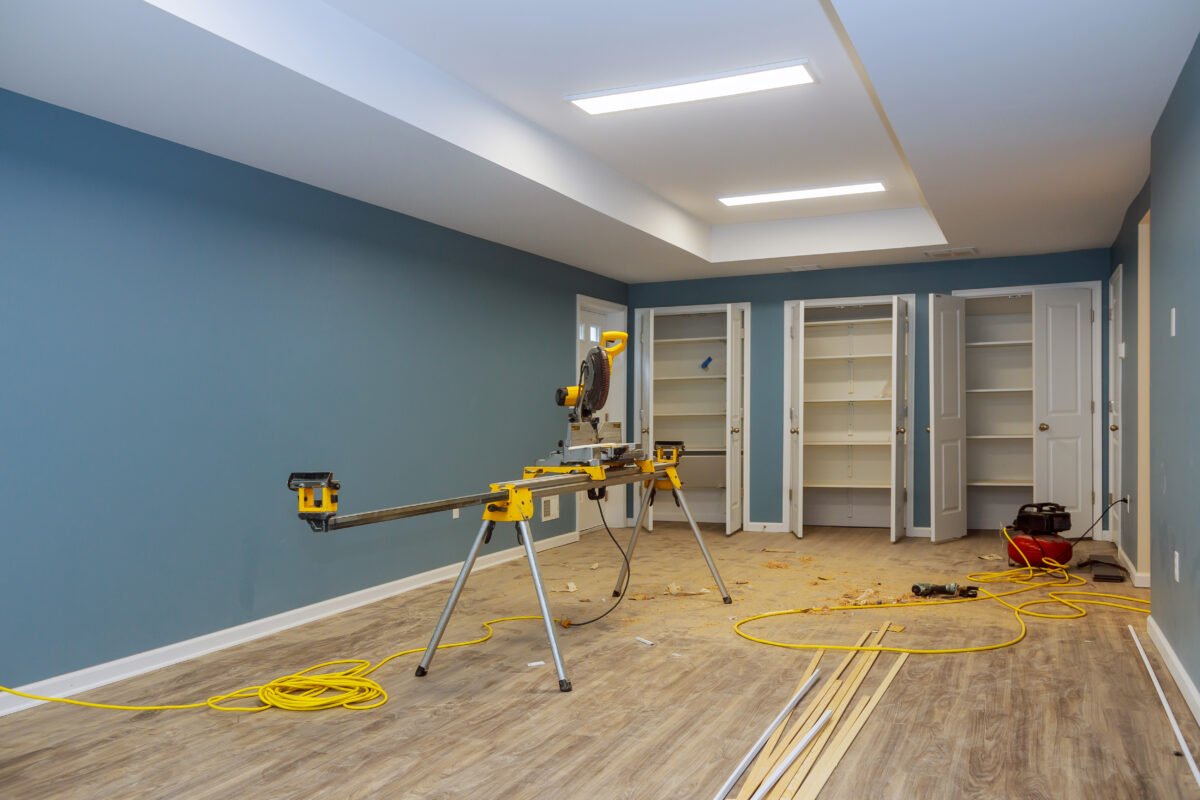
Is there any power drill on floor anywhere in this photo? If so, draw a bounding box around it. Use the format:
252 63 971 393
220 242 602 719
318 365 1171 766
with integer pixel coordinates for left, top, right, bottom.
912 582 979 598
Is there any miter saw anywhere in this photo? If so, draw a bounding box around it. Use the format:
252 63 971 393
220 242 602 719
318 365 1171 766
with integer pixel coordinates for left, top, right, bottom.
539 331 644 468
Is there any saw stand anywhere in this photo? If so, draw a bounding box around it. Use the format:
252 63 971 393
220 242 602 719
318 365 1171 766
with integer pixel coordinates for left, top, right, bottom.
414 455 732 692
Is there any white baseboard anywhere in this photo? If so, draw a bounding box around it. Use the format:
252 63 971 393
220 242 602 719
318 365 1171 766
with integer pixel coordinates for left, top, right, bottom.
1117 546 1151 588
0 530 580 717
1147 615 1200 726
908 526 932 539
744 521 788 533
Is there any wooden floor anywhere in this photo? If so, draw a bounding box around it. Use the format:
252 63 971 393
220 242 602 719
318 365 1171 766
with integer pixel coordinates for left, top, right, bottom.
2 525 1197 799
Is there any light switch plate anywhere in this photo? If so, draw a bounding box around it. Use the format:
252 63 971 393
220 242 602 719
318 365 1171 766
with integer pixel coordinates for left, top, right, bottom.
1171 307 1177 337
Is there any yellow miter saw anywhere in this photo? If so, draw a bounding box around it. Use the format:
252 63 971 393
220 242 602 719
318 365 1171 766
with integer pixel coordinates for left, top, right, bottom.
540 330 644 468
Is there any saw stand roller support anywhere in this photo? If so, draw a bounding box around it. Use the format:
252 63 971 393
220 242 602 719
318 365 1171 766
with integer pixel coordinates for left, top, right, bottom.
413 447 732 692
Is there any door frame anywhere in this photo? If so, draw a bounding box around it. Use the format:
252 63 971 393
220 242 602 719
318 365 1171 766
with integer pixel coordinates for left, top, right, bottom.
575 294 628 533
952 281 1103 536
1107 265 1123 550
781 294 916 538
632 302 752 531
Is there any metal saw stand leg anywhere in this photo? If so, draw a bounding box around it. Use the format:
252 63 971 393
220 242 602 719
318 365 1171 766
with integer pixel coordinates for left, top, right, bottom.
611 483 732 605
415 518 493 678
674 487 732 604
517 520 571 692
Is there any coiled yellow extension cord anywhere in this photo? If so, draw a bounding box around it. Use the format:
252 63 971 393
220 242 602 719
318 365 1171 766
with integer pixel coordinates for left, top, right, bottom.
733 528 1150 655
0 615 545 713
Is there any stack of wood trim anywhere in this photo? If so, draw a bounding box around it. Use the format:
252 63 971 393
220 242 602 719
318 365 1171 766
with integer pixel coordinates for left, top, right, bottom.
728 625 908 800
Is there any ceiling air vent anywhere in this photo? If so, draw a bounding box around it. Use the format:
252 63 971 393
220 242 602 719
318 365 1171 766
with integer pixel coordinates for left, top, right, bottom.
924 246 978 259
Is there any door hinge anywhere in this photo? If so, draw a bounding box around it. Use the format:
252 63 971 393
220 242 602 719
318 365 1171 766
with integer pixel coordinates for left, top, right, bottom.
903 488 908 503
1091 400 1095 413
1092 490 1096 505
1090 309 1095 323
788 488 793 501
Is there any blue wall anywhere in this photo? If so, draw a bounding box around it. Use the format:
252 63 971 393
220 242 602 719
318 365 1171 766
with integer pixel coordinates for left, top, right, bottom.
629 251 1111 526
1149 33 1200 688
0 89 625 686
1109 178 1151 571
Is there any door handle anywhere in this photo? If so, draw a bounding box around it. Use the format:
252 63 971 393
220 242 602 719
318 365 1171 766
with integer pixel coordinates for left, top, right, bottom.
730 427 741 434
1038 423 1050 432
641 427 649 434
896 426 906 435
1110 424 1119 432
790 427 799 434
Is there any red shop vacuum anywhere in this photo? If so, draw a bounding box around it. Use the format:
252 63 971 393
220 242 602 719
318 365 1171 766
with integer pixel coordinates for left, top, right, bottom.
1007 502 1074 567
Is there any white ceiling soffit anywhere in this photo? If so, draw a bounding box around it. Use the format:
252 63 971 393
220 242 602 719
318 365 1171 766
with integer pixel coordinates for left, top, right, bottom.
0 0 942 282
831 0 1200 261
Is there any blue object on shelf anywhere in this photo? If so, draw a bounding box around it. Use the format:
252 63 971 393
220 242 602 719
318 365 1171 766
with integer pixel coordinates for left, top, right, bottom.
700 356 713 370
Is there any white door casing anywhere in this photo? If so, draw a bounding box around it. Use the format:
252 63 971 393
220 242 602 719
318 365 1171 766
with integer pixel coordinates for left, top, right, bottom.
789 303 805 537
891 296 908 541
726 304 746 535
929 294 968 542
1033 286 1094 528
1108 268 1123 545
635 308 654 530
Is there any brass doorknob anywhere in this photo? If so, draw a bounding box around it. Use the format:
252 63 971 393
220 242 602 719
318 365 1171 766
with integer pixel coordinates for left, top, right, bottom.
641 427 649 434
731 427 741 434
790 427 799 434
896 426 906 435
1038 423 1050 431
1110 424 1119 432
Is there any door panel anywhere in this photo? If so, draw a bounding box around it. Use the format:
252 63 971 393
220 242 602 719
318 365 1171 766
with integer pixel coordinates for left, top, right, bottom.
929 294 968 542
1033 287 1093 529
726 304 746 535
576 310 607 532
1108 270 1123 544
790 303 805 537
891 297 908 541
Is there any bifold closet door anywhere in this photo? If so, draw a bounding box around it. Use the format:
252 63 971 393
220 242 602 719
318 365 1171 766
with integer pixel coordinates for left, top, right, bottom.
890 296 909 541
789 303 805 537
725 304 746 535
1033 287 1093 526
928 294 968 542
636 308 654 530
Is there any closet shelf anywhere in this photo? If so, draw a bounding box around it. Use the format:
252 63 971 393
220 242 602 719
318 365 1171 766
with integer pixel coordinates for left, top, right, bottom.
804 317 891 328
804 353 891 361
966 387 1032 394
804 440 890 446
967 434 1033 440
804 397 891 404
655 336 727 344
967 480 1034 487
804 482 890 489
965 340 1033 348
654 375 726 382
654 411 726 417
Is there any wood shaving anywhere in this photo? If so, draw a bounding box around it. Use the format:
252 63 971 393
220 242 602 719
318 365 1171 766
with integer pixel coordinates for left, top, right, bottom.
551 581 578 593
665 582 711 596
629 593 656 601
765 561 790 569
762 548 794 554
590 563 600 570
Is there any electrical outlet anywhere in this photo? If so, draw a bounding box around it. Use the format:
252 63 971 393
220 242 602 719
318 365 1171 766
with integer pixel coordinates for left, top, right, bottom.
541 495 559 522
451 508 460 520
1175 550 1181 583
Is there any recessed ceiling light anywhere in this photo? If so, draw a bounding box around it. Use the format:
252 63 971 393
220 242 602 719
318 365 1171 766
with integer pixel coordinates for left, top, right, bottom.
568 60 814 115
719 182 885 207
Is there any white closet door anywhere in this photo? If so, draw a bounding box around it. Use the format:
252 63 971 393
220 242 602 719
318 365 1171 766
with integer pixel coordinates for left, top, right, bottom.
890 297 908 541
1033 287 1093 525
636 308 654 529
725 304 746 535
929 294 968 542
790 303 805 537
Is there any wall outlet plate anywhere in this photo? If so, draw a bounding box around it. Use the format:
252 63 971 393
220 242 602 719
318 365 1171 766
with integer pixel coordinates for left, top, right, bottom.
541 495 560 522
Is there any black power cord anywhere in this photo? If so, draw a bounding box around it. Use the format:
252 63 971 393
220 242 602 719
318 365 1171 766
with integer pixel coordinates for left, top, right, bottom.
564 499 631 627
1066 496 1129 542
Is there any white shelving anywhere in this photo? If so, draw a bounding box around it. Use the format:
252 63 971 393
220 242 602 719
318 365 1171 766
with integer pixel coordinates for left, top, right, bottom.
796 301 905 534
965 295 1034 529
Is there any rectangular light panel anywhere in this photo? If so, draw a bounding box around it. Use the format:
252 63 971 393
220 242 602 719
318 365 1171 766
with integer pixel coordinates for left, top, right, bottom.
570 61 813 115
719 182 885 207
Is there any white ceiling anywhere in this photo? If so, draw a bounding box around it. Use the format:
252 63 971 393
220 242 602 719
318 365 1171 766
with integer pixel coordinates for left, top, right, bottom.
1 1 1197 283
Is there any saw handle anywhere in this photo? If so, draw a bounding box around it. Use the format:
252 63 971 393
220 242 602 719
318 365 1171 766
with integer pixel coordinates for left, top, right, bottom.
600 331 628 365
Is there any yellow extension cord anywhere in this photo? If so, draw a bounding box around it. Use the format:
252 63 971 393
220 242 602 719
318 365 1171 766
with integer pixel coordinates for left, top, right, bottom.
0 529 1150 713
733 527 1150 655
0 615 546 713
